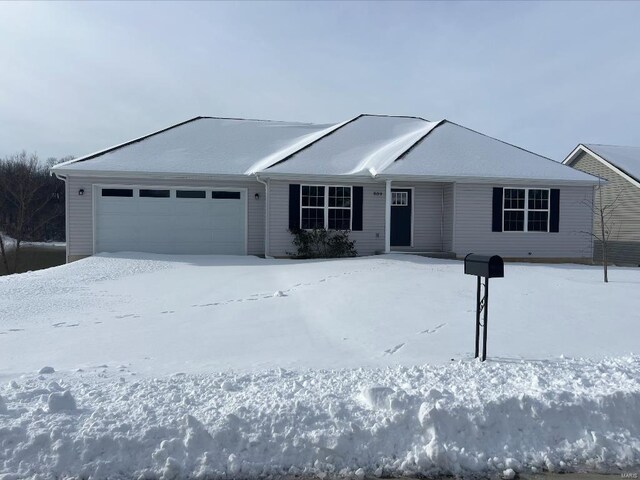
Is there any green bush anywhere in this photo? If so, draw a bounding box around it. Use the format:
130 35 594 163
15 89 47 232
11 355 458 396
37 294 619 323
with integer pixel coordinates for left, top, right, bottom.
288 228 357 259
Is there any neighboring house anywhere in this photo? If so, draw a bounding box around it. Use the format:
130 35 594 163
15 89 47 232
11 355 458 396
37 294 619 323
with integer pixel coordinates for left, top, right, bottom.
563 144 640 266
51 114 598 262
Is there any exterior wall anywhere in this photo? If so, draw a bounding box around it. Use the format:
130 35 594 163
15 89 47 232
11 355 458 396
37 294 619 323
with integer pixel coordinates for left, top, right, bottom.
65 175 265 259
442 183 454 252
268 180 386 256
453 183 594 259
391 181 448 252
268 180 451 257
570 151 640 265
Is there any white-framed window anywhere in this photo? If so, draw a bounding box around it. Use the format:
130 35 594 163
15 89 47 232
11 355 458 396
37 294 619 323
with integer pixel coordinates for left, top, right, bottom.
301 185 352 230
503 188 549 232
391 191 408 206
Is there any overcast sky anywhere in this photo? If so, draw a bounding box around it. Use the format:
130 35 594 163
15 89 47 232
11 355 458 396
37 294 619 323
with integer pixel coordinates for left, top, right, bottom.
1 1 638 162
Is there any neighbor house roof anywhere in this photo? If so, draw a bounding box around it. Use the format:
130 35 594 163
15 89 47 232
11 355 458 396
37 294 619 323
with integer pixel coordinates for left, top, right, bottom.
53 114 599 184
563 144 640 188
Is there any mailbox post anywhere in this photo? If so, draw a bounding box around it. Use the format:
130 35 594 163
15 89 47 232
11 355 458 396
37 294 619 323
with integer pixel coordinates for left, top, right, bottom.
464 254 504 361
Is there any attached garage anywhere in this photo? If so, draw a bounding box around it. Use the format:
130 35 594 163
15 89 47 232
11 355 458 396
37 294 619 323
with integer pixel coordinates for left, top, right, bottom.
94 186 247 255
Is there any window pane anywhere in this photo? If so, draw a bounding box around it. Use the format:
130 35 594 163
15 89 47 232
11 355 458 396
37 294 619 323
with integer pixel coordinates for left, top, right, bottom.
302 185 324 207
391 191 408 206
528 211 549 232
140 189 170 198
212 191 241 199
528 189 549 210
328 209 351 230
503 210 524 231
504 189 525 209
102 188 133 197
329 186 351 207
301 208 324 229
177 190 206 199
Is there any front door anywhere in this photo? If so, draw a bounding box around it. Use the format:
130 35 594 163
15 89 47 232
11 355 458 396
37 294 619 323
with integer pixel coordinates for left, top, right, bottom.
390 188 412 247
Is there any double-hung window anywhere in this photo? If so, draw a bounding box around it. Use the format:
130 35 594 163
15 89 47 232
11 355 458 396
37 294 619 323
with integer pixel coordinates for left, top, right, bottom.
503 188 549 232
301 185 352 230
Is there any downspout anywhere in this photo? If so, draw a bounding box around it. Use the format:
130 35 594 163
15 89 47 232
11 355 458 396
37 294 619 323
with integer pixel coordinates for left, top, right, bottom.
254 174 271 258
440 186 444 252
53 173 69 263
384 179 392 254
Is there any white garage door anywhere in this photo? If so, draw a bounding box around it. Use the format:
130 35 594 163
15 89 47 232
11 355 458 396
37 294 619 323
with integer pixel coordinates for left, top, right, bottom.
95 186 246 255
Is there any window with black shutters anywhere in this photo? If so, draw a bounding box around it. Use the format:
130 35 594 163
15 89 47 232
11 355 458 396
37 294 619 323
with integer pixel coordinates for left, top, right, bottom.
503 188 550 232
301 185 352 230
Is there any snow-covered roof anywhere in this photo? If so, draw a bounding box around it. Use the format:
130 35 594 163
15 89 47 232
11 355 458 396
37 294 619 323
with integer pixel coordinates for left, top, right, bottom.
52 114 599 184
382 121 598 183
580 144 640 184
53 117 335 176
264 115 435 176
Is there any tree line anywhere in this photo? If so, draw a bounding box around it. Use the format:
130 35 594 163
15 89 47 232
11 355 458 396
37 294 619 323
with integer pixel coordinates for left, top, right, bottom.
0 152 71 274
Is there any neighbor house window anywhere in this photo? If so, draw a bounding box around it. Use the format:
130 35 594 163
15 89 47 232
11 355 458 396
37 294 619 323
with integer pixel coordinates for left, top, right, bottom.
503 188 549 232
301 185 352 230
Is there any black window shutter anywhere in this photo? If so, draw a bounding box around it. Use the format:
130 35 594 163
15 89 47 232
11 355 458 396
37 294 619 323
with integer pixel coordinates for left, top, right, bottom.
492 187 503 232
550 189 560 233
352 186 363 231
289 184 300 230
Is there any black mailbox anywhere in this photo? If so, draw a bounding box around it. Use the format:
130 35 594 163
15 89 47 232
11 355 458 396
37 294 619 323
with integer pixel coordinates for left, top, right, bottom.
464 254 504 278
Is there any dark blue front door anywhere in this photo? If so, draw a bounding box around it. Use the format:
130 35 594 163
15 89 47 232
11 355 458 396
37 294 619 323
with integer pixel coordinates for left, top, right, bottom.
390 188 412 247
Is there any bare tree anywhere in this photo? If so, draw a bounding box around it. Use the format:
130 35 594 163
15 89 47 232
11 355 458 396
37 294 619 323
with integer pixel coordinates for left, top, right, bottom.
581 177 624 283
0 152 65 274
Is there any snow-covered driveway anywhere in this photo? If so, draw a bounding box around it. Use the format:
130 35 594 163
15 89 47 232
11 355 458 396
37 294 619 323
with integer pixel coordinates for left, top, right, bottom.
1 254 640 479
1 253 639 377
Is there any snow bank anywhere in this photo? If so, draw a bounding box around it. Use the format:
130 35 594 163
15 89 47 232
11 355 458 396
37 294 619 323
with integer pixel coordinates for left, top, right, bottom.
1 356 639 478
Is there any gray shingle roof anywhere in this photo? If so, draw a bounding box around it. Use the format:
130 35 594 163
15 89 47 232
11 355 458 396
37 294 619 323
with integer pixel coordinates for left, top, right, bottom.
52 114 599 184
382 121 597 182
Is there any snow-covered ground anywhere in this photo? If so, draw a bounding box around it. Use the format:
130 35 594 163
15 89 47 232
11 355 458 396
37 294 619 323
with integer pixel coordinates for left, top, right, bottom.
0 254 639 478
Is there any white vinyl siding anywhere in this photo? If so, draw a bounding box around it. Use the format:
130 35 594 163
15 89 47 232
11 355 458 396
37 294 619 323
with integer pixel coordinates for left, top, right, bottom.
570 151 640 265
453 183 593 259
268 180 385 256
391 181 445 252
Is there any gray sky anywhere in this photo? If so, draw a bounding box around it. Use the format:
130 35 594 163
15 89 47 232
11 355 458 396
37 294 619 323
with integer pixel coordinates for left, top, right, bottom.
1 1 639 162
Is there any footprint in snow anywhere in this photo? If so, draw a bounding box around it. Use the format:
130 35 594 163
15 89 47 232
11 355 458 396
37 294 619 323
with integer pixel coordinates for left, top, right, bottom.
8 328 24 332
419 323 447 334
160 310 175 314
384 343 405 355
115 314 136 319
65 323 79 328
52 322 66 327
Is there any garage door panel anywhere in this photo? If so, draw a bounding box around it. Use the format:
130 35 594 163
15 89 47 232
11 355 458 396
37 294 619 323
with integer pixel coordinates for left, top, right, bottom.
95 187 246 255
